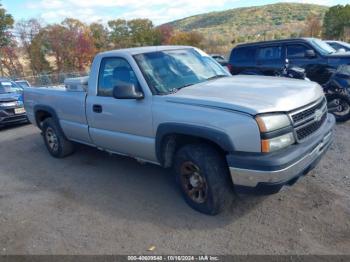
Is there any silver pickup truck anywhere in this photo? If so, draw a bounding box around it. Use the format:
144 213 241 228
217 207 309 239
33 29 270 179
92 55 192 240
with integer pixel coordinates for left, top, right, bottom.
24 46 335 215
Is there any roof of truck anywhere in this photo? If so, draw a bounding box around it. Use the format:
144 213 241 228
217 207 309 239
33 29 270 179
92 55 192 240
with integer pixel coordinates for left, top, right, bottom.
100 45 194 56
235 38 315 48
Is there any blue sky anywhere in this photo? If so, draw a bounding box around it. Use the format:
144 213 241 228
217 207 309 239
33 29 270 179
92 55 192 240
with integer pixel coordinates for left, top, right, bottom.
3 0 349 25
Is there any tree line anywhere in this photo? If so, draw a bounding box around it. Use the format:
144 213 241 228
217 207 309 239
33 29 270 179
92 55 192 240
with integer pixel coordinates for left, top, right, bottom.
0 3 349 80
0 4 203 79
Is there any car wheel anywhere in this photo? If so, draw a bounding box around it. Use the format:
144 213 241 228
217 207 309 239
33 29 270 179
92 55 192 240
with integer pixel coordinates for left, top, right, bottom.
42 118 74 158
174 143 234 215
327 94 350 122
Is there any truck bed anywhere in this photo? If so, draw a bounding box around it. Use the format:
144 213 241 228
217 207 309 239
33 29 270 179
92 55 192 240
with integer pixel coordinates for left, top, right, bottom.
24 86 91 144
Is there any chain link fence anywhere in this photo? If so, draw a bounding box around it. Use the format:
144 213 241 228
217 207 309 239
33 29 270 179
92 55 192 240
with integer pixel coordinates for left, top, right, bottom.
12 71 88 87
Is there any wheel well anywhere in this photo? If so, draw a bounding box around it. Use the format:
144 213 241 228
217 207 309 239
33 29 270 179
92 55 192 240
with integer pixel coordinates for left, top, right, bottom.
35 110 52 129
160 134 227 168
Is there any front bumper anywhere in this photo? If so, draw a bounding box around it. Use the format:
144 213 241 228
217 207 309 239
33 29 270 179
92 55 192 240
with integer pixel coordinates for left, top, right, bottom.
227 113 335 194
0 107 28 126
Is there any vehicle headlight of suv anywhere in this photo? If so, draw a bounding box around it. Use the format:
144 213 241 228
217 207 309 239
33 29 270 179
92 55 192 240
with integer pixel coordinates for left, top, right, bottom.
0 101 17 108
255 114 295 153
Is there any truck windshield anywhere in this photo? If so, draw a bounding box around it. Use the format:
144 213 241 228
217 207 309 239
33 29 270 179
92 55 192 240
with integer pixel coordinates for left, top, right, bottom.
134 48 229 94
310 39 336 55
0 81 23 94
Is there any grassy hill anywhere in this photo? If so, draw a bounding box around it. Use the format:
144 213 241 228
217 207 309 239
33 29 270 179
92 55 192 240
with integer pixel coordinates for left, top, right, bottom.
165 2 328 54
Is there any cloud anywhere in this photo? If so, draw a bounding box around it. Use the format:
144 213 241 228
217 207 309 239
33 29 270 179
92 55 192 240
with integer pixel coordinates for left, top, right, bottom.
26 0 237 25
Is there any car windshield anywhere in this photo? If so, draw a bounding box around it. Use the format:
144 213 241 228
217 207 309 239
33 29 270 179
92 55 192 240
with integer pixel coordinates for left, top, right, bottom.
0 81 23 94
338 41 350 49
310 39 336 55
134 48 229 94
16 81 30 88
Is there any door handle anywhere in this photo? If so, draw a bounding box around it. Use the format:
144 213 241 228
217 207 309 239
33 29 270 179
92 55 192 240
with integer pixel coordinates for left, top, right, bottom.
93 104 102 113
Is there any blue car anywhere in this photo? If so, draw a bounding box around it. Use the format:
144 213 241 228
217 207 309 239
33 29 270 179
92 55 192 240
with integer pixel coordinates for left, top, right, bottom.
0 79 28 127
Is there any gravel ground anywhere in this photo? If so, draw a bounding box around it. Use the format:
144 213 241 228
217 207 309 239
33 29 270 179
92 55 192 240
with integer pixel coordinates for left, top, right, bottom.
0 123 349 255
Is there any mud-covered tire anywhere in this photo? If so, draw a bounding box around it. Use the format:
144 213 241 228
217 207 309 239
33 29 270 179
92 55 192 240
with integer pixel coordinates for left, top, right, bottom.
327 94 350 123
42 118 74 158
174 144 234 215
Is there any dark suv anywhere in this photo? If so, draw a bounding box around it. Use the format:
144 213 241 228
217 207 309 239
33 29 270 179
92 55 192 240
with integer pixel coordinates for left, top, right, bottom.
228 38 350 86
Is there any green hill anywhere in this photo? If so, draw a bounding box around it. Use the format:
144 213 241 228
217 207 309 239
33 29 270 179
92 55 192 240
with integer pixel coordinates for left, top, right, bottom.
165 2 328 53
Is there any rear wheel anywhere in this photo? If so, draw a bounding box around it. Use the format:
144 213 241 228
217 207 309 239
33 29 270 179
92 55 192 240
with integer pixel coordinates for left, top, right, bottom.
174 144 233 215
327 93 350 122
42 118 74 158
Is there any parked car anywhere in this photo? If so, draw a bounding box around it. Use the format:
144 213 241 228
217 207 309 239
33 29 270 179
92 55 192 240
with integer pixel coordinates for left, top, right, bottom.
24 46 335 215
210 54 227 65
325 40 350 52
210 54 230 72
228 38 350 86
0 79 27 127
15 80 31 88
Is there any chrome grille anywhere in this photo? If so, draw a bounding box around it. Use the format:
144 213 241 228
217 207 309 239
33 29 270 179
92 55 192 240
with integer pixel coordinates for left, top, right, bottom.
289 98 328 142
295 113 327 141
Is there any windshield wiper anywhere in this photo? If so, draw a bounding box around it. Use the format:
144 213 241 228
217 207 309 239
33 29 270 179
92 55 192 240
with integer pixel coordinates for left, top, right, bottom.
167 83 195 94
206 75 228 81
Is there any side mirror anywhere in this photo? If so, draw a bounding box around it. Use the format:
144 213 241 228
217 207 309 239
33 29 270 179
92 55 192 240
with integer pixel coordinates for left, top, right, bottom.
113 84 144 100
305 50 316 58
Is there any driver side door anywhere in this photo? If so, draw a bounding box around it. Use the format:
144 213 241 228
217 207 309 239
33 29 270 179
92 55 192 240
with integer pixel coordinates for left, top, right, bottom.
86 57 156 162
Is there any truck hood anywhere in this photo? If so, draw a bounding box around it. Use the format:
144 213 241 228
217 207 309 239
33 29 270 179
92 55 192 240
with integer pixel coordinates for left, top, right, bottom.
166 75 324 115
0 93 21 102
326 52 350 58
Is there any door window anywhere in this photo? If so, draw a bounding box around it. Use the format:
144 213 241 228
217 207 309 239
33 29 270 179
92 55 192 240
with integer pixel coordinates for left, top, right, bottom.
286 45 308 58
257 46 282 61
98 57 140 97
232 47 256 62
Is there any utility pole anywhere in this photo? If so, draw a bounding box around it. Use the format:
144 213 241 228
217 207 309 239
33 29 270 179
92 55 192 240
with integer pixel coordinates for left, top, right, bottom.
0 50 3 77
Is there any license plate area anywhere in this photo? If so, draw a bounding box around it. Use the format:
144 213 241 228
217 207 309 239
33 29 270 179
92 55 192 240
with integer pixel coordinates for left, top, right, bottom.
14 108 25 114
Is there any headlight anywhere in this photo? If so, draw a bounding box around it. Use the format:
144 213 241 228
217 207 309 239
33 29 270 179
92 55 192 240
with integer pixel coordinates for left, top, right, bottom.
0 101 17 107
255 113 295 153
261 133 295 153
255 114 291 132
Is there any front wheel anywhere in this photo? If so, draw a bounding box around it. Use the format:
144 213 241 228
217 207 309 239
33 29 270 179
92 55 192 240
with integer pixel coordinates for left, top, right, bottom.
174 144 234 215
326 94 350 122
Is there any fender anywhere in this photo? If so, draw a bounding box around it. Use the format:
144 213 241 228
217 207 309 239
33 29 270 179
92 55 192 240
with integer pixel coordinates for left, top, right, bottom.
33 105 60 127
155 123 235 164
33 105 70 140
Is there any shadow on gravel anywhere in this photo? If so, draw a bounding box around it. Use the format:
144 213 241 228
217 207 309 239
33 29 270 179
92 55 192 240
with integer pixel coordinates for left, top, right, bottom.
0 129 267 230
0 122 30 132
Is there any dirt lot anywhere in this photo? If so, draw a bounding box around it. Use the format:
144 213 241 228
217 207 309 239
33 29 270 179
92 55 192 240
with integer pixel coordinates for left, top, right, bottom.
0 123 349 255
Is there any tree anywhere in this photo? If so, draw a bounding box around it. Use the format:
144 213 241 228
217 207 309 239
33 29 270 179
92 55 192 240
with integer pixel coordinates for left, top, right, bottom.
44 24 72 73
89 22 109 51
323 5 350 40
157 25 174 45
16 19 51 75
108 18 161 48
0 3 14 76
168 31 204 47
302 14 322 37
128 19 161 46
61 18 96 71
108 19 130 48
44 19 95 73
